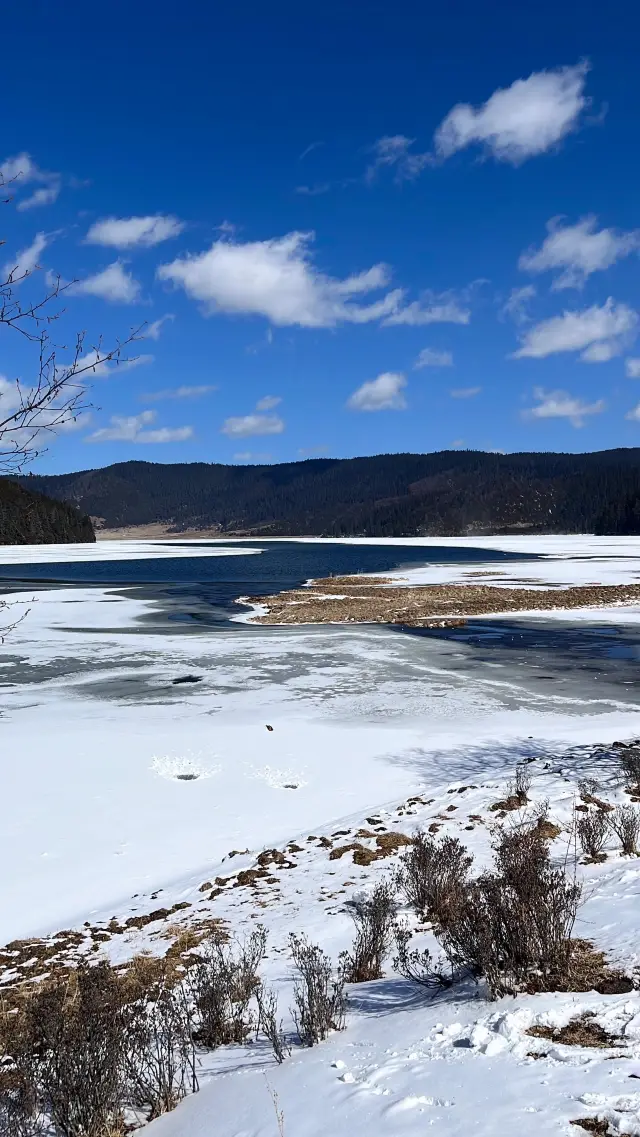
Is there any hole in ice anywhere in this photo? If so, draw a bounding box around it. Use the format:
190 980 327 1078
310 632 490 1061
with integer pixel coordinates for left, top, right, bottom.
151 753 220 781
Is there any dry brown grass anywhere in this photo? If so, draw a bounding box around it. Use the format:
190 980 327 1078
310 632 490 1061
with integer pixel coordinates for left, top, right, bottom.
527 1013 620 1048
570 1119 611 1134
329 832 412 866
248 577 640 627
526 939 634 996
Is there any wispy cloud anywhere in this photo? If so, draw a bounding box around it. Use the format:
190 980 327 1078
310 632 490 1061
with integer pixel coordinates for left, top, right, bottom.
88 409 193 443
221 413 284 438
626 359 640 379
298 141 324 161
294 183 333 196
3 232 49 280
85 215 185 249
347 372 407 411
70 261 141 303
450 386 481 398
519 215 640 290
144 315 175 340
434 62 591 164
382 295 470 327
522 386 605 427
365 135 431 182
0 152 61 210
233 451 273 462
414 347 453 369
142 384 216 402
255 395 281 411
513 299 637 361
501 284 537 325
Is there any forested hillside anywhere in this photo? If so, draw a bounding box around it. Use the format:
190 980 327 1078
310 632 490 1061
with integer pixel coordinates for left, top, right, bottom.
17 449 640 537
0 480 95 544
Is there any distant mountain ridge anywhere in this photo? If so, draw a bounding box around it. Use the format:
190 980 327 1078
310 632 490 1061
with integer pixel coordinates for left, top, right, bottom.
0 480 95 544
17 449 640 537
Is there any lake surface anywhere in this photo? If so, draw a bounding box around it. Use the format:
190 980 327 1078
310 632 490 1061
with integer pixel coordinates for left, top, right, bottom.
0 539 533 623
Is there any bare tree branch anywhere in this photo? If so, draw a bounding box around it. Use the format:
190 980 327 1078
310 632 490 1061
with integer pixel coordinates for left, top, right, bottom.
0 170 144 472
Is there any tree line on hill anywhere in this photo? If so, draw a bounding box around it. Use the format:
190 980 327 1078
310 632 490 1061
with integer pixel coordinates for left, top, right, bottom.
14 448 640 538
0 480 95 544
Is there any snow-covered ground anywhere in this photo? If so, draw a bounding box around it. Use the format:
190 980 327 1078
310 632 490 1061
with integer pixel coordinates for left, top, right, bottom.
2 535 640 1136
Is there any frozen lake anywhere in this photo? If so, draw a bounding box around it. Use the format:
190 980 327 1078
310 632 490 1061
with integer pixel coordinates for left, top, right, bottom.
1 535 640 943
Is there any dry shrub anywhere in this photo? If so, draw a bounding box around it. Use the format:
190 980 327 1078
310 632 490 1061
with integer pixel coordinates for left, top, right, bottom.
490 765 532 812
392 925 452 991
620 748 640 792
189 926 266 1048
608 805 640 855
342 883 397 983
123 976 196 1121
10 962 126 1137
289 935 345 1046
576 810 608 859
396 832 472 925
439 823 581 999
256 986 288 1064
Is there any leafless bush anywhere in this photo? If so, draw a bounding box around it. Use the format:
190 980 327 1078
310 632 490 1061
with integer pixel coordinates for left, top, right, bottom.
18 962 126 1137
576 810 608 859
439 823 581 999
392 924 452 991
396 833 472 924
256 986 288 1064
511 765 531 803
0 1062 45 1137
289 935 345 1046
190 926 266 1048
620 749 640 791
608 805 640 855
123 977 197 1120
578 778 600 800
342 882 397 983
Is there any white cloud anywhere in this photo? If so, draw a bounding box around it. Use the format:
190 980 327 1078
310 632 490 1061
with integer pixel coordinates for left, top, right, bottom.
414 347 453 368
523 386 605 427
85 215 185 249
70 261 141 303
626 403 640 421
3 232 49 280
17 185 60 211
75 350 154 378
382 295 470 327
158 231 404 328
434 62 590 164
88 409 192 443
0 152 61 210
221 413 285 437
365 136 430 182
233 451 273 462
347 372 407 412
519 215 640 290
625 358 640 379
502 284 536 325
255 395 281 411
513 299 637 361
450 386 481 398
145 315 175 340
143 385 217 401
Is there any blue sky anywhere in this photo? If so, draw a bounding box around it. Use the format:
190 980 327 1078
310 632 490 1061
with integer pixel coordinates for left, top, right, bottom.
3 0 640 473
